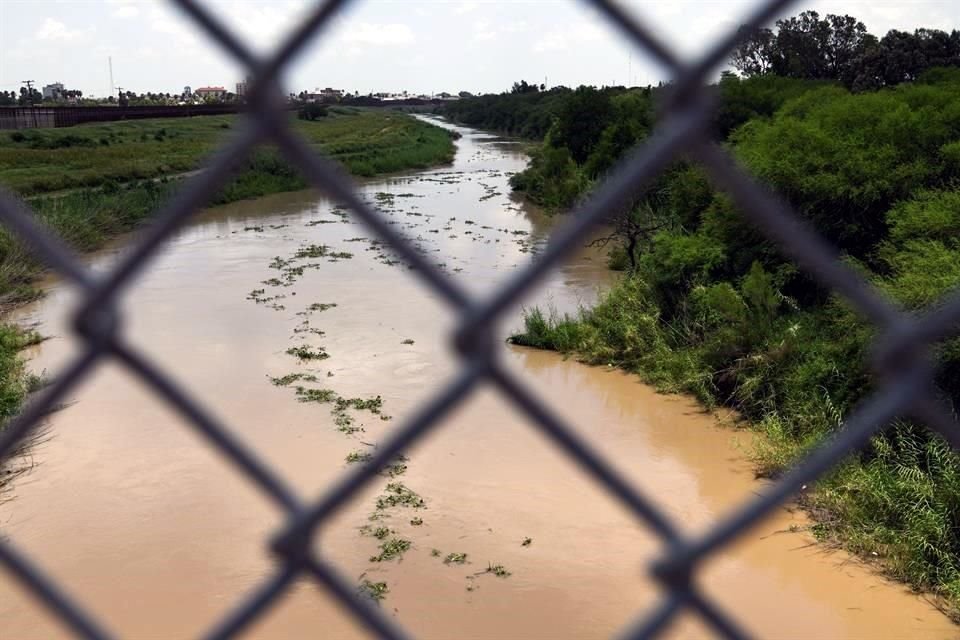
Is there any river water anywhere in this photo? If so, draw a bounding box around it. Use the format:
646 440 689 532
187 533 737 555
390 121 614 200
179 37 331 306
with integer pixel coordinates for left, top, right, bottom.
0 119 954 639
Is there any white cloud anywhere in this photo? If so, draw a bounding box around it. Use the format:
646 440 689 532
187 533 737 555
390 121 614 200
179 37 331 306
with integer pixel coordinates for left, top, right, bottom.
211 1 307 50
473 20 497 42
341 22 415 46
472 19 528 43
35 18 84 42
454 2 479 16
112 6 140 19
532 22 605 53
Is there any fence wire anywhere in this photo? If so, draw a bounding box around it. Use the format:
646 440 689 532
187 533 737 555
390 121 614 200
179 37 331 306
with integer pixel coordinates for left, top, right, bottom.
1 0 958 638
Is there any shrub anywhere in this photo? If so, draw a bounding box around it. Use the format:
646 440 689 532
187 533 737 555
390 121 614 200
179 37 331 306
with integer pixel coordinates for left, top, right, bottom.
298 103 329 121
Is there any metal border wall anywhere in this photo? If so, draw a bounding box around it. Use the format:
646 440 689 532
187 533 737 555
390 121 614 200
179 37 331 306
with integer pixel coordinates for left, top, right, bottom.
2 1 958 638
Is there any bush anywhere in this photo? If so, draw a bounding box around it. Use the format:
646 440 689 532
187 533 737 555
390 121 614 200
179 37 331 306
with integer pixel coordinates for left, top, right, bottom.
298 103 329 121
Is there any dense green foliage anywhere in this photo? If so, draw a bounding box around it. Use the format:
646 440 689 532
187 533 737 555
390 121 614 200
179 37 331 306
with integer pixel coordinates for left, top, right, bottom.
733 10 960 91
441 85 640 140
485 74 832 210
509 67 960 613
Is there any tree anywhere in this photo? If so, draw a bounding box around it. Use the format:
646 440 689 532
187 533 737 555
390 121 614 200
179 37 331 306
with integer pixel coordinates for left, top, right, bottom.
731 25 775 76
510 80 540 94
824 14 871 80
730 11 960 90
298 102 328 121
549 86 614 164
768 11 833 79
589 201 666 271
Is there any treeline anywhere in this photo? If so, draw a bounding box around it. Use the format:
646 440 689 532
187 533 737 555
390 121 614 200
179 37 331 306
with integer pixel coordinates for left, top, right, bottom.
733 10 960 90
476 13 960 618
441 85 605 139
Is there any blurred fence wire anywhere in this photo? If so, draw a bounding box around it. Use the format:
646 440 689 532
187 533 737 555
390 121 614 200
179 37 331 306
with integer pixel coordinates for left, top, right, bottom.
2 0 958 638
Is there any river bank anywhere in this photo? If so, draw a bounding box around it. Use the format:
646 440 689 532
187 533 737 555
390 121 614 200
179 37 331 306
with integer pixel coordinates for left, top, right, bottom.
0 111 457 487
0 120 953 638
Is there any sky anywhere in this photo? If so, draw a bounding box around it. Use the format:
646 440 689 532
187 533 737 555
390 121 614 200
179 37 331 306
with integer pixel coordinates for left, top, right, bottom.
0 0 958 98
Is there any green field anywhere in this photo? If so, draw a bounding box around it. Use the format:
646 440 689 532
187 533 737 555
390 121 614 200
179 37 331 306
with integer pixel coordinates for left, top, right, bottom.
0 109 457 196
0 109 457 307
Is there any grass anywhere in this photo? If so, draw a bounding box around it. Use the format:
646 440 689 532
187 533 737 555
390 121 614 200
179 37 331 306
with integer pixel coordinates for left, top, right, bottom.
0 110 455 308
0 111 457 196
0 325 46 494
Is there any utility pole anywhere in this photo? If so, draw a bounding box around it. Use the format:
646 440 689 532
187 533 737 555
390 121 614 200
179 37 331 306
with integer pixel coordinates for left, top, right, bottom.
21 80 35 105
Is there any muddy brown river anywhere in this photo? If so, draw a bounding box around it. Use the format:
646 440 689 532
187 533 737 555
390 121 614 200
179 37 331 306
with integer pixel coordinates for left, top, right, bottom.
0 118 954 639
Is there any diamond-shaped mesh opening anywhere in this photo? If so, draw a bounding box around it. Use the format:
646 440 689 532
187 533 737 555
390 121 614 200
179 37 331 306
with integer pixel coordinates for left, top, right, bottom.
3 0 960 639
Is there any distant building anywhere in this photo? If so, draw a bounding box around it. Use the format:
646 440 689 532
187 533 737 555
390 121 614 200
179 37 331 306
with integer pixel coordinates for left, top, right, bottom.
305 87 343 103
236 76 252 97
195 86 226 100
42 82 65 101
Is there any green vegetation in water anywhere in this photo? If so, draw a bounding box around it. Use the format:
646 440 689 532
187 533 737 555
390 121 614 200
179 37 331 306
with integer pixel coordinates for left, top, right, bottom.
443 552 468 565
506 63 960 616
401 339 415 345
304 302 337 313
367 526 392 540
522 537 532 547
294 386 338 403
345 450 374 464
287 384 386 436
410 517 423 526
484 563 511 578
293 244 353 261
358 579 389 603
370 537 412 562
269 372 319 387
375 482 426 510
379 458 408 478
285 345 329 362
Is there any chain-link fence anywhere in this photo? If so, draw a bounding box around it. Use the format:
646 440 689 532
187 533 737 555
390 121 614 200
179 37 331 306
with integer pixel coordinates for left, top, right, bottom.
1 0 957 638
